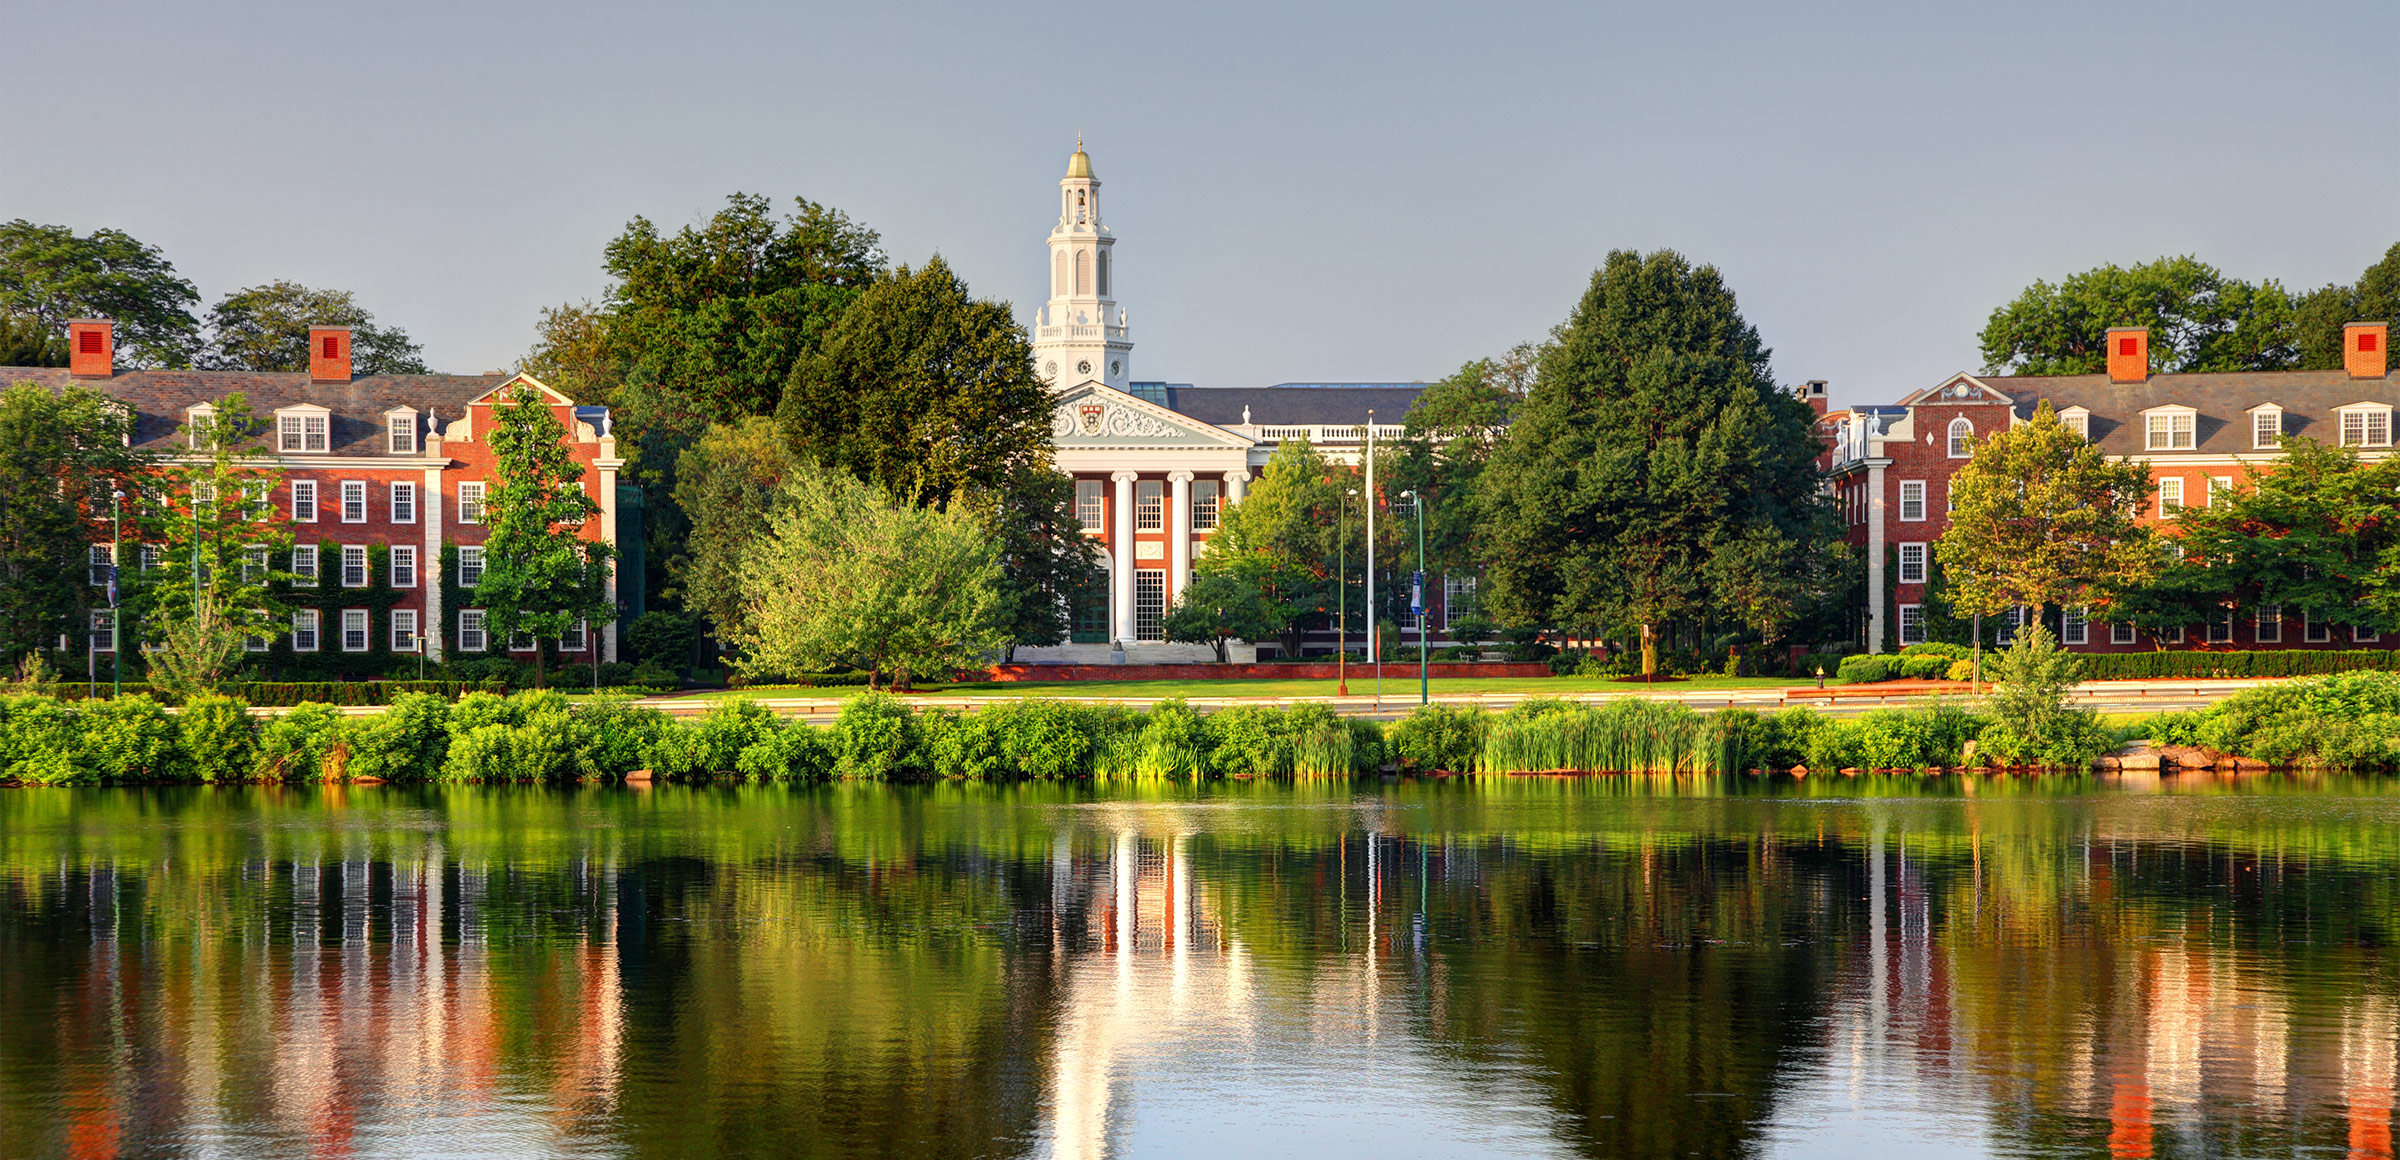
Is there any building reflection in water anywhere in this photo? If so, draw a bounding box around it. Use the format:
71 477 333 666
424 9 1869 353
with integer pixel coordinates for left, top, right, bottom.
1 784 2396 1159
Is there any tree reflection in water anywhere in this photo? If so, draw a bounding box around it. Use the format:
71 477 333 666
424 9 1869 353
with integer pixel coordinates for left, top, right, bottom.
0 776 2394 1159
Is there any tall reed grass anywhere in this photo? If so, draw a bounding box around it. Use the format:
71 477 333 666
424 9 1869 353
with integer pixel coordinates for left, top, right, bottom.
1479 698 1731 775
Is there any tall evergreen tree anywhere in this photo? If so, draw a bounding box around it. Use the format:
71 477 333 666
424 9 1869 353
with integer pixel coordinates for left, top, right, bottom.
474 383 615 688
1476 249 1832 674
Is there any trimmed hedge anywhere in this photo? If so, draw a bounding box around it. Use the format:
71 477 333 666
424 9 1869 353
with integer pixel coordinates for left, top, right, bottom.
2080 649 2400 680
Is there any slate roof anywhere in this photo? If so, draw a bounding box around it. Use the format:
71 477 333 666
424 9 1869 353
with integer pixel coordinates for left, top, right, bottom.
2 366 511 455
1991 369 2399 457
1160 383 1428 427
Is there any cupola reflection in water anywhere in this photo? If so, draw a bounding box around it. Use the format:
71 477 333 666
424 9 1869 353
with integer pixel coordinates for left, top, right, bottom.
0 778 2394 1159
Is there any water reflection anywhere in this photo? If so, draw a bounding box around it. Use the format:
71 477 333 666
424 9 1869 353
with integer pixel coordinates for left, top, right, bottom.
0 779 2394 1159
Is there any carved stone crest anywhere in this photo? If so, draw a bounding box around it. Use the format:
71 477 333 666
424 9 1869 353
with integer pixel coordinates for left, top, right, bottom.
1079 403 1105 434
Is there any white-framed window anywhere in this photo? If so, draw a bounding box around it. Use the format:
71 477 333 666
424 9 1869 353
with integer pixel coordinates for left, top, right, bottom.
389 544 417 588
1897 542 1927 584
289 478 318 523
458 609 487 652
458 545 485 588
2357 622 2382 644
2256 604 2281 643
2157 477 2184 517
2252 407 2282 449
292 609 320 652
1134 569 1166 641
184 403 215 449
1947 416 1974 458
2164 623 2186 644
1134 481 1164 532
390 482 416 523
241 480 271 519
1996 606 2031 646
244 616 269 652
1074 480 1104 531
391 609 419 652
1192 480 1221 531
277 408 330 453
1898 480 1926 522
341 609 370 652
1443 574 1479 630
2062 605 2089 645
2339 405 2393 448
340 480 367 523
88 543 113 585
508 630 536 653
562 620 588 652
2208 476 2234 506
2305 610 2331 643
2059 407 2090 440
138 543 160 572
89 610 114 652
341 545 368 588
2145 409 2196 451
2207 611 2234 643
456 481 485 525
1897 603 1925 645
386 410 417 455
242 546 267 583
291 544 319 587
2112 621 2138 645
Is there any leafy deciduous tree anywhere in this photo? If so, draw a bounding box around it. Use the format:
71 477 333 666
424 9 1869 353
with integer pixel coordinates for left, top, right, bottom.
2166 438 2400 637
0 220 202 367
1200 440 1347 658
1933 402 2158 630
0 381 148 667
132 395 294 693
200 281 429 375
474 384 614 689
1979 255 2303 376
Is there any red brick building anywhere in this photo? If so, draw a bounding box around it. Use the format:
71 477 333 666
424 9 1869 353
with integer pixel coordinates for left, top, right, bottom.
11 318 625 671
1820 321 2395 653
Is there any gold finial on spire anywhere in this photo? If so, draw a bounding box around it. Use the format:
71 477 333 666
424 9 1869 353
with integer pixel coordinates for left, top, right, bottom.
1066 133 1093 179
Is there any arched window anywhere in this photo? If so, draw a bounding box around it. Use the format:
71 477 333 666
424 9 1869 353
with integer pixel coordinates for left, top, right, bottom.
1097 250 1110 298
1075 249 1092 296
1947 416 1974 458
1054 251 1067 297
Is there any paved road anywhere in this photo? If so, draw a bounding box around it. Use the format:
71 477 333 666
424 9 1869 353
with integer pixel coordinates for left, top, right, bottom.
633 678 2272 722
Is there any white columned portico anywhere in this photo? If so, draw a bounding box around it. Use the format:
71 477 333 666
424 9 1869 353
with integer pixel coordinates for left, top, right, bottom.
1223 469 1248 505
1111 471 1138 645
1167 471 1193 601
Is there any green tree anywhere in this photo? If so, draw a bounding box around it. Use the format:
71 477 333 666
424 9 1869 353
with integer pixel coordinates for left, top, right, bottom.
474 384 615 689
1205 440 1346 657
2168 438 2400 637
980 464 1103 659
730 467 1004 690
0 220 202 367
0 381 148 669
600 193 883 421
200 281 429 374
131 395 294 693
1978 255 2301 376
1165 552 1304 663
0 314 65 366
1976 624 2108 768
2291 243 2400 370
669 416 793 641
1381 345 1532 584
1933 402 2158 632
1476 249 1832 674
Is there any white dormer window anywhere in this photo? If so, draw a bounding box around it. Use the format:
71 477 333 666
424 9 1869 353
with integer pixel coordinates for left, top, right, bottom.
184 403 215 449
386 408 419 455
2144 407 2196 451
2250 405 2283 450
276 406 331 453
2339 404 2393 448
1947 416 1974 458
2057 406 2090 441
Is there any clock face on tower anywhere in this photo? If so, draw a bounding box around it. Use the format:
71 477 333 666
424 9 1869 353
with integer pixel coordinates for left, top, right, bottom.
1077 360 1092 376
1046 361 1058 378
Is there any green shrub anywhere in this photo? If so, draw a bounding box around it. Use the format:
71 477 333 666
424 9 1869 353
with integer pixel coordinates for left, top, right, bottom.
1806 703 1987 772
1126 699 1207 779
0 694 87 784
1895 655 1951 680
341 693 449 782
627 610 702 672
1202 705 1294 777
1836 655 1892 684
650 699 779 779
1387 704 1486 773
1346 717 1386 772
1718 706 1825 771
577 695 670 777
831 693 931 781
1945 659 1978 682
257 703 350 781
735 720 835 781
179 695 257 783
1285 704 1359 777
74 695 183 782
1977 625 2108 769
981 699 1109 779
2078 649 2400 680
1898 642 1970 661
1794 652 1849 680
629 660 681 688
2186 671 2400 768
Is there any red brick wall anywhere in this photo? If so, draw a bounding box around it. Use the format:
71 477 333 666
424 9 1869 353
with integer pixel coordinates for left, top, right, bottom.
983 661 1553 682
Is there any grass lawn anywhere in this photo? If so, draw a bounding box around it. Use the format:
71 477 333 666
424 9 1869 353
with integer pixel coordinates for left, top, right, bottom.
666 674 1817 701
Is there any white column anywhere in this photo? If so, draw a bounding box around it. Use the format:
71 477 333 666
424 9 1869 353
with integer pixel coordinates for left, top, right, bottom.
1111 471 1137 646
1866 463 1888 654
421 462 446 663
1167 471 1193 601
597 453 621 663
1223 468 1249 505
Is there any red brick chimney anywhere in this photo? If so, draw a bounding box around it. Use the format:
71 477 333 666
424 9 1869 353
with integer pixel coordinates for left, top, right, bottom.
2346 322 2389 379
1800 379 1829 416
2105 327 2148 383
310 326 353 382
66 319 113 378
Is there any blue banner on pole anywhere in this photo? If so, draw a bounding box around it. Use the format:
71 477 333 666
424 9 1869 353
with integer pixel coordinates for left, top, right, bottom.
1409 571 1423 616
106 565 118 609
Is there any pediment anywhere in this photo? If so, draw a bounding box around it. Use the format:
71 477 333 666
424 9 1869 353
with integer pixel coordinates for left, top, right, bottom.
1049 383 1251 449
465 373 573 408
1901 373 2013 407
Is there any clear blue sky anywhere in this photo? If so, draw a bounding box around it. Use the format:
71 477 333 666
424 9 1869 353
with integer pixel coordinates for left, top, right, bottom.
3 0 2393 407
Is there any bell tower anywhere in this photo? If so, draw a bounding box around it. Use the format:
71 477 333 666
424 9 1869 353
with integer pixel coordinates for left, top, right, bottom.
1033 137 1132 392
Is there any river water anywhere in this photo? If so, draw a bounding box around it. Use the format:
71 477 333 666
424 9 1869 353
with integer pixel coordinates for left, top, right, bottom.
1 776 2394 1159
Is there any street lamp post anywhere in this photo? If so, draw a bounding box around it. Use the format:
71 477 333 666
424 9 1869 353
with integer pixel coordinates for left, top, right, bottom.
1338 488 1357 696
1400 489 1428 704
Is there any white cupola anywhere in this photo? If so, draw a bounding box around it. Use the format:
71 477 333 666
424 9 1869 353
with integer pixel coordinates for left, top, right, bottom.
1032 136 1132 392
